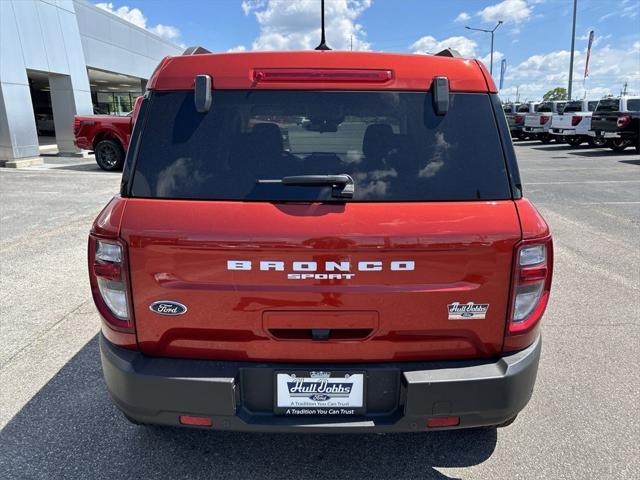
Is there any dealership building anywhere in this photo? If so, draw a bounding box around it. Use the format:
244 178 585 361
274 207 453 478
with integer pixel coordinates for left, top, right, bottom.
0 0 182 165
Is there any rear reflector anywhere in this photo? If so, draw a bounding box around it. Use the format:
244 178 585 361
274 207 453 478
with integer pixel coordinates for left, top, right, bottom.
179 415 213 427
253 69 393 83
427 417 460 428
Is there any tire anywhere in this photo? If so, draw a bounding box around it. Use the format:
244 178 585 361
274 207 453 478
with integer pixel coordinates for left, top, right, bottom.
539 134 552 144
95 139 125 171
609 138 631 152
587 136 607 148
566 136 583 147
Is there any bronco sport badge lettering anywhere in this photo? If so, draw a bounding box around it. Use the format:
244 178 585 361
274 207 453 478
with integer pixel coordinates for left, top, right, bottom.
227 260 414 280
447 302 490 320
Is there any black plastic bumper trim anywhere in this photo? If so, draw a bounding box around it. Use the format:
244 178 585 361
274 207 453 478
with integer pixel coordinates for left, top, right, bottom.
100 334 541 432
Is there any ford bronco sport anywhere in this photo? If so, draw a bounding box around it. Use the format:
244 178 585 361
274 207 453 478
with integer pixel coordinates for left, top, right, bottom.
90 49 553 432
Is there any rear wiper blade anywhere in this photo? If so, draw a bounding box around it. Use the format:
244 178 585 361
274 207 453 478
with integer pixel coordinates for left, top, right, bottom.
257 174 355 198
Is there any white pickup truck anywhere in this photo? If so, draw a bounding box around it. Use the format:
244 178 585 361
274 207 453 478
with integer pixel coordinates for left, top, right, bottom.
550 99 604 147
524 101 567 143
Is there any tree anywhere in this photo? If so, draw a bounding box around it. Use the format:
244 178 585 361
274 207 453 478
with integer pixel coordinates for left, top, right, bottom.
542 87 568 101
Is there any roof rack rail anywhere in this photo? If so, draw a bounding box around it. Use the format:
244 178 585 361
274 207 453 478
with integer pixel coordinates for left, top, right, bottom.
183 46 212 55
434 48 461 58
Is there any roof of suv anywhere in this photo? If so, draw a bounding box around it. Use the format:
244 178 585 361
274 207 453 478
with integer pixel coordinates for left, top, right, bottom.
147 51 496 93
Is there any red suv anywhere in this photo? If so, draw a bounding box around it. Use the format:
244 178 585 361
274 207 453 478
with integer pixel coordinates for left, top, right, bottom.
89 50 552 432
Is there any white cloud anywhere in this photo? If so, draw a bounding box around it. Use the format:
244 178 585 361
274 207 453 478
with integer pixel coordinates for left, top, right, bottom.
599 0 639 22
242 0 372 51
149 24 180 40
503 44 640 99
478 0 532 24
454 12 471 23
96 2 181 41
410 35 478 57
227 45 247 52
479 50 505 67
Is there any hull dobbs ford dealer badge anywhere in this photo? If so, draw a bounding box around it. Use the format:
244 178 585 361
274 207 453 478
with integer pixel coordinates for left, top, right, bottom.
275 371 365 416
448 302 489 320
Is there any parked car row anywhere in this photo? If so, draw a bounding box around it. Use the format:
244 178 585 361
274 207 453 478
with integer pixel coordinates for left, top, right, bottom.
504 96 640 153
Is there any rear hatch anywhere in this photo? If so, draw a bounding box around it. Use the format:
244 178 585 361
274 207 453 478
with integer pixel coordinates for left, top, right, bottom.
122 89 520 362
551 114 573 129
524 114 541 128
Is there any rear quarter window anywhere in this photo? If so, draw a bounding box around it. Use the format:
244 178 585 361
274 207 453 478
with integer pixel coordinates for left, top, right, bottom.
130 90 512 202
627 99 640 111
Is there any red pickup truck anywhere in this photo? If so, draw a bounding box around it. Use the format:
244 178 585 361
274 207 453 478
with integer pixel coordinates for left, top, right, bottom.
73 97 142 171
90 50 553 432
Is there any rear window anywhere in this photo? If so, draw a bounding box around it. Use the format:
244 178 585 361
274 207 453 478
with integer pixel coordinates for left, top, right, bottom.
628 99 640 111
587 101 598 111
517 104 530 113
537 103 553 112
596 99 620 112
131 91 511 202
562 101 583 113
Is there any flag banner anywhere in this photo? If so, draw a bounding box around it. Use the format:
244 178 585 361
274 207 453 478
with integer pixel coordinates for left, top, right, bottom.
584 30 594 79
499 59 507 90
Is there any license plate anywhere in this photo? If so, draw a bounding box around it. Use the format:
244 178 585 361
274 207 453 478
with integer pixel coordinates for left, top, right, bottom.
275 371 365 415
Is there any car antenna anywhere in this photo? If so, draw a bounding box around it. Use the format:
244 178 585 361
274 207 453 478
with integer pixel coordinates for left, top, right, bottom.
315 0 331 50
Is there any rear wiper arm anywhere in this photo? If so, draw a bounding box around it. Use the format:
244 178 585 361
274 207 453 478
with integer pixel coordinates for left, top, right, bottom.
257 174 355 198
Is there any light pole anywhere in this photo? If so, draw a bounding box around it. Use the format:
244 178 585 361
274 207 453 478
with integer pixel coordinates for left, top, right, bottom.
568 0 577 100
466 21 503 75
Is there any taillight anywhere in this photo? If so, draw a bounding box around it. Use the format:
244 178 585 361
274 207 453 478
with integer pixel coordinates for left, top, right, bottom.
514 114 524 123
539 115 550 125
617 115 631 128
571 115 583 126
88 236 134 331
508 237 553 336
73 118 81 134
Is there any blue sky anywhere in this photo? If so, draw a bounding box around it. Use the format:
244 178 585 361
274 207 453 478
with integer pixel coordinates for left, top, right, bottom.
95 0 640 100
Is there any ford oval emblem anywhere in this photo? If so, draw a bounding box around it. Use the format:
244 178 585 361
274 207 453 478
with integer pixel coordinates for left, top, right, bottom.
149 301 187 316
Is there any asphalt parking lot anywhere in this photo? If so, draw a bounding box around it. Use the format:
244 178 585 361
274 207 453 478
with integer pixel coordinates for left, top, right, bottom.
1 142 639 480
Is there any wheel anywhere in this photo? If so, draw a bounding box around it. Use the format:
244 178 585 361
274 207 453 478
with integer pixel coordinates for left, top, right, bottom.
539 134 552 144
566 136 583 147
588 136 607 148
95 139 125 171
609 138 631 152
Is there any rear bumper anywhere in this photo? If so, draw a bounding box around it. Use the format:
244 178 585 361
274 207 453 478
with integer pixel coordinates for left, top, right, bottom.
589 130 620 138
100 334 541 432
551 128 575 135
523 126 546 134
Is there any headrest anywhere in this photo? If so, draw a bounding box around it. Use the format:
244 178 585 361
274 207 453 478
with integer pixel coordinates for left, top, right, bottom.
362 123 394 159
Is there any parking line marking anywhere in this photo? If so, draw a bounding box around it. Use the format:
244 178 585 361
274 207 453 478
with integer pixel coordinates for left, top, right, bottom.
526 180 640 185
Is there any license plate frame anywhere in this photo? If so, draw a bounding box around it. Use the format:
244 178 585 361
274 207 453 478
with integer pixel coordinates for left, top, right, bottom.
274 371 366 416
